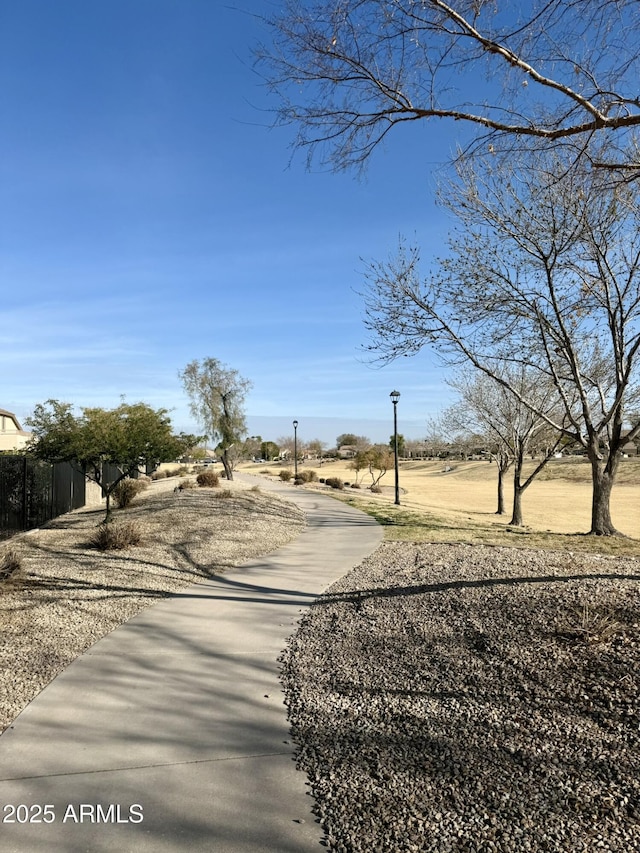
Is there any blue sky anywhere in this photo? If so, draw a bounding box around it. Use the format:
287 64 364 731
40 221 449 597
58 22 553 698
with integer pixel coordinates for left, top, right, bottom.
1 0 462 447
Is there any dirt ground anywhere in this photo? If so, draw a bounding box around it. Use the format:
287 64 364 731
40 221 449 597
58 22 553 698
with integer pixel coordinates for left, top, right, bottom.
247 457 640 539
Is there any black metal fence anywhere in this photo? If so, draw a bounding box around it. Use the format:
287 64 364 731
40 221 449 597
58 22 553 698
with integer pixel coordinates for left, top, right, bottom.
0 456 86 540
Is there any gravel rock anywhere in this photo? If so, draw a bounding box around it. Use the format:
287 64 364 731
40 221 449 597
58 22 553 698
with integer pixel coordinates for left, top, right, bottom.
281 541 640 852
0 476 305 732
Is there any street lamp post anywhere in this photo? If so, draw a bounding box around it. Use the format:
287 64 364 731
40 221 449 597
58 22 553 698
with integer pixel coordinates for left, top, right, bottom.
293 420 298 480
390 391 401 505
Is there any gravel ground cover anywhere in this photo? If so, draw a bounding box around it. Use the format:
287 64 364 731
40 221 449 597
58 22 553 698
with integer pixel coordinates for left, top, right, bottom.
0 476 305 733
281 541 640 853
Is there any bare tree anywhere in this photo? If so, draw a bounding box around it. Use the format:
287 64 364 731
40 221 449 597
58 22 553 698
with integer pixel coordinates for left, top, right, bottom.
179 358 252 481
257 0 640 176
276 435 296 459
362 158 640 535
306 438 327 459
367 444 395 490
445 368 566 525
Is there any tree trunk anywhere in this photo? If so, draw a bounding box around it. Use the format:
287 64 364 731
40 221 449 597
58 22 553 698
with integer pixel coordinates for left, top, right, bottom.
510 487 524 526
495 452 511 515
589 451 619 535
509 450 524 526
104 491 112 523
496 467 505 515
221 450 234 481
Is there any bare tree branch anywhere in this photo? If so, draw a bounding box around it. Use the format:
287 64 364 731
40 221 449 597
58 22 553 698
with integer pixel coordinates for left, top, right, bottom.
256 0 640 174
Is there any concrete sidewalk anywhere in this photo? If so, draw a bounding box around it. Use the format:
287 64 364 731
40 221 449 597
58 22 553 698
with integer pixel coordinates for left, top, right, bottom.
0 477 382 852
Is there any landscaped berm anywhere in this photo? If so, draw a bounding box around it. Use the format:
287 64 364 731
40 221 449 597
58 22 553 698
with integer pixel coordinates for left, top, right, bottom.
253 457 640 851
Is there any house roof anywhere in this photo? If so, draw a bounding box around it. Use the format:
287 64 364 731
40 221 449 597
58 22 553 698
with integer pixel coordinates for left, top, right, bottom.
0 408 25 432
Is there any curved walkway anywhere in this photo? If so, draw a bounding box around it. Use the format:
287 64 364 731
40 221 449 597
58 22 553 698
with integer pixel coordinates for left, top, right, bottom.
0 476 382 852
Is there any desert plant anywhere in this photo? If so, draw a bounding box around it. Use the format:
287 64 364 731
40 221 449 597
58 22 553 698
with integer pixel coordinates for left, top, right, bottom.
215 488 233 499
177 478 196 490
557 604 625 645
196 470 220 487
250 485 261 492
325 477 344 490
370 485 382 493
0 549 21 582
152 470 168 479
295 470 319 483
350 483 361 489
90 521 142 551
279 469 293 482
112 477 147 509
294 477 305 485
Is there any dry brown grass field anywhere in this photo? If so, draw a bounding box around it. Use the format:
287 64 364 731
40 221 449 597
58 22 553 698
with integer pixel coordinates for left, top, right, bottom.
246 456 640 556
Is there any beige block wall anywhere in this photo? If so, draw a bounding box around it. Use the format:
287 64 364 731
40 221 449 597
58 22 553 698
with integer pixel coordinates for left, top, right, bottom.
84 479 104 507
0 433 30 452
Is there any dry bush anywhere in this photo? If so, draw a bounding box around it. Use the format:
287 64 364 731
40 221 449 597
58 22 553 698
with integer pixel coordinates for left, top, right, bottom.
196 470 219 488
279 469 293 482
152 470 168 480
325 477 344 490
215 489 233 499
112 478 148 509
0 549 21 582
90 521 143 551
177 478 196 490
557 604 625 645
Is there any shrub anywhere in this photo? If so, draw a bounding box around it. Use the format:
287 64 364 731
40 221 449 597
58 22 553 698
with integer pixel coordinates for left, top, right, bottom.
279 469 293 482
0 549 21 581
215 488 233 499
112 478 147 509
152 470 168 480
325 477 344 490
196 470 220 488
294 477 305 485
295 470 319 483
250 485 261 492
557 604 625 645
177 478 196 490
370 485 382 493
91 521 142 551
350 483 361 489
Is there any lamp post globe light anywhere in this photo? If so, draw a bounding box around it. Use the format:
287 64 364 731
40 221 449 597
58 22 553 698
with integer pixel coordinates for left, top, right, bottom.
293 420 298 480
390 391 401 505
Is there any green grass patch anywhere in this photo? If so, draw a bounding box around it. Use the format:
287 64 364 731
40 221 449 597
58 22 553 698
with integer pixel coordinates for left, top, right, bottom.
332 493 640 557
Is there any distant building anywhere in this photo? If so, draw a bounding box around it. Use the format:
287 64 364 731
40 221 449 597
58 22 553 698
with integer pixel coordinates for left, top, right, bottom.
0 408 31 451
337 445 358 459
621 440 639 457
